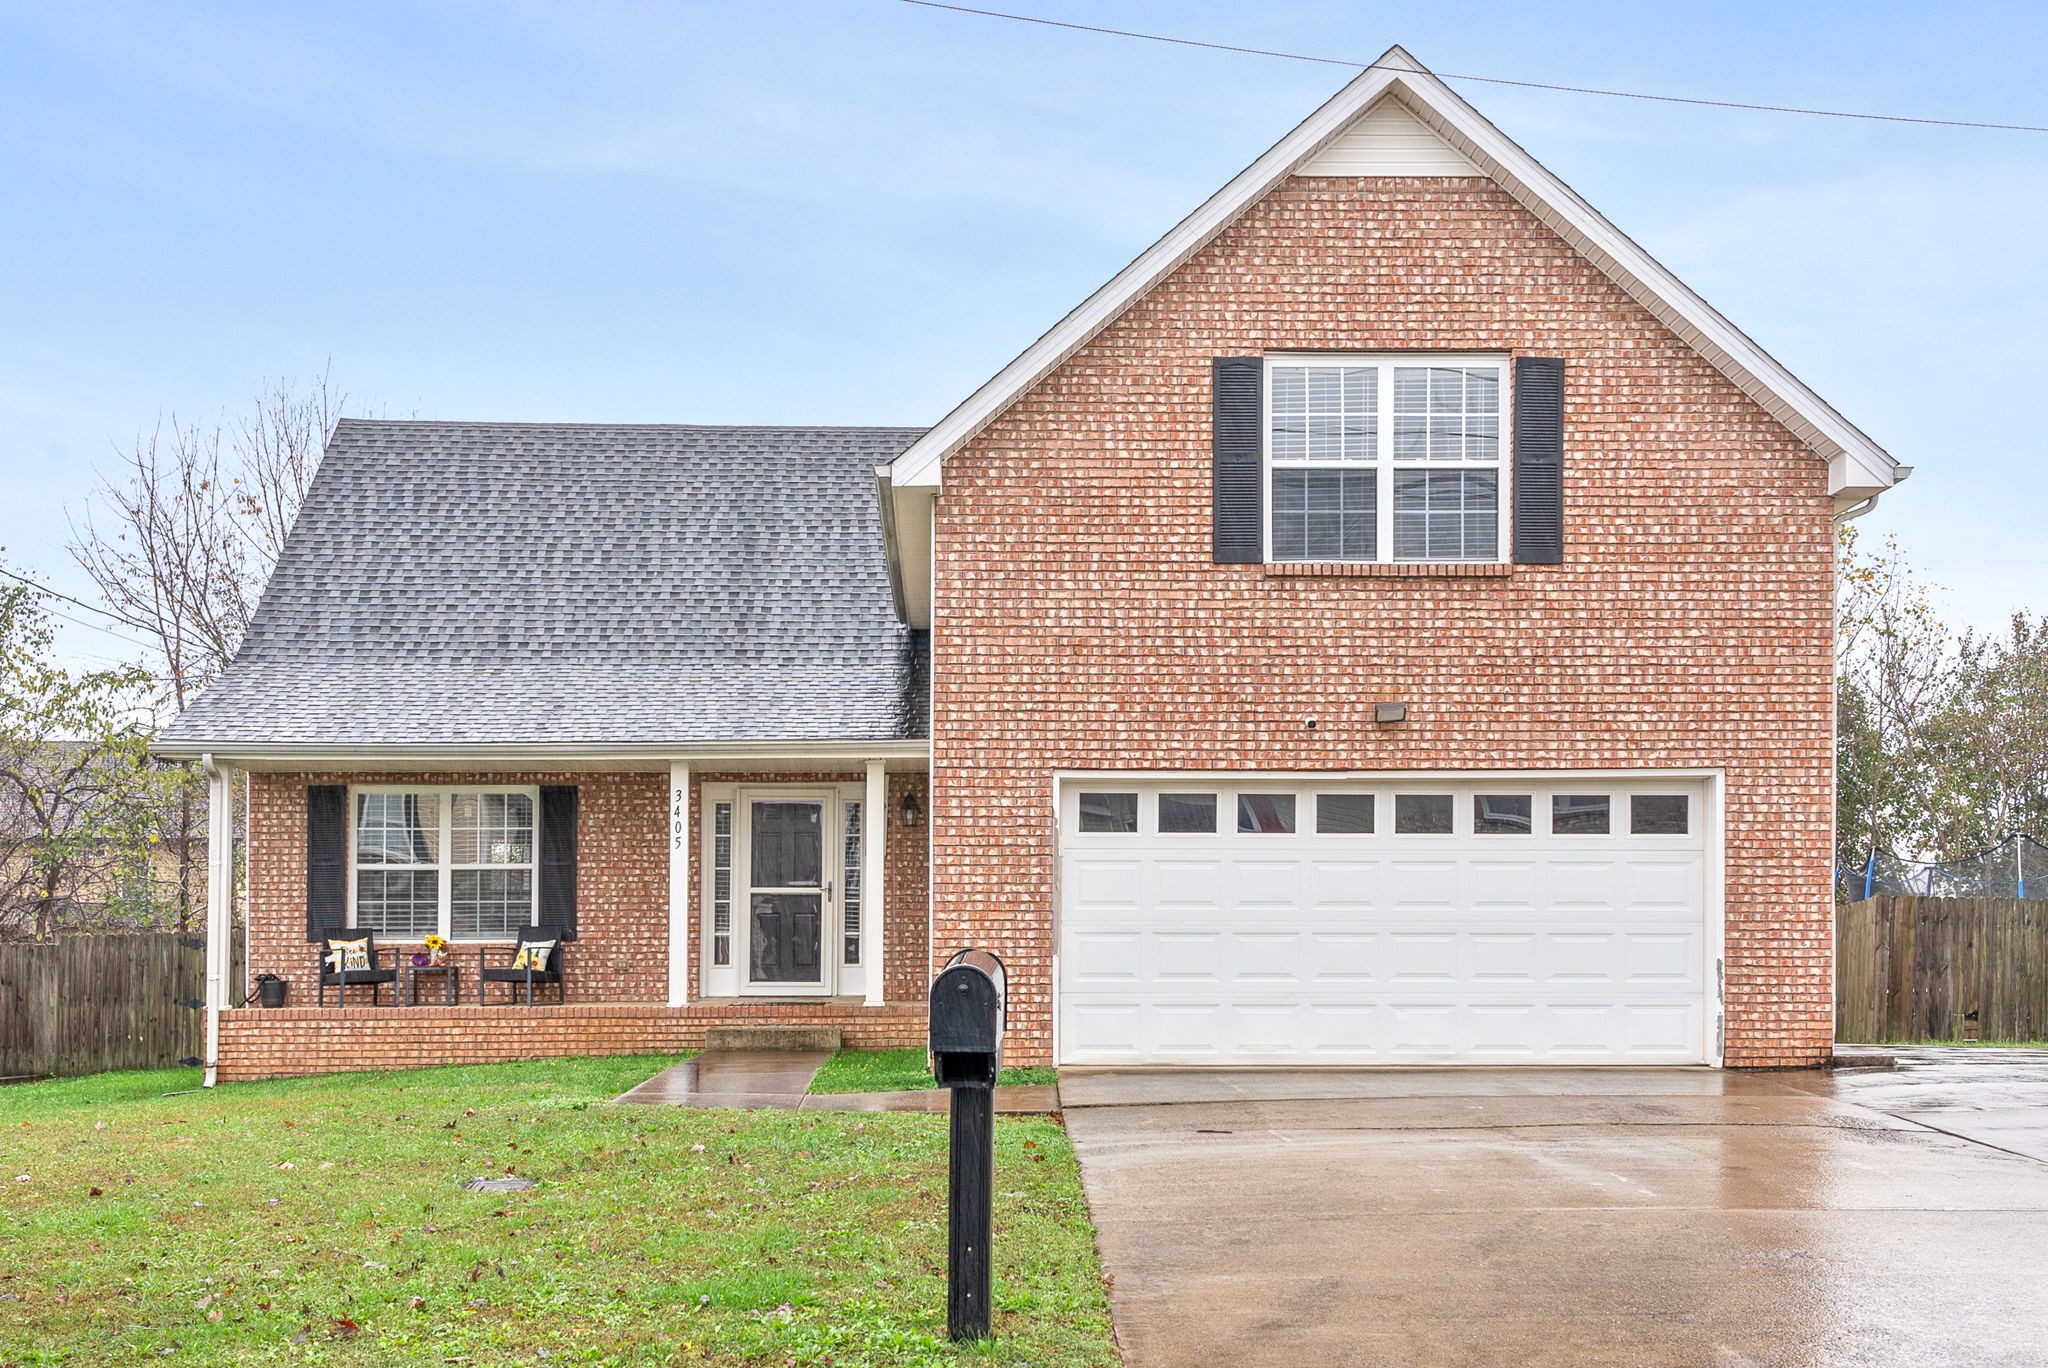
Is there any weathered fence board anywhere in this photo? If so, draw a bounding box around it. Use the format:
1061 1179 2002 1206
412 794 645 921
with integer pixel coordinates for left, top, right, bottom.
0 931 244 1078
1838 897 2048 1042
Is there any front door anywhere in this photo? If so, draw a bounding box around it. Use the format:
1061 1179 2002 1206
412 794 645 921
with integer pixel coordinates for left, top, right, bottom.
745 796 829 994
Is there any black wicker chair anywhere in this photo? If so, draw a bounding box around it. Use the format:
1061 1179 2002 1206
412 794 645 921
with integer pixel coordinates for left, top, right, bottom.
478 924 569 1006
315 933 399 1007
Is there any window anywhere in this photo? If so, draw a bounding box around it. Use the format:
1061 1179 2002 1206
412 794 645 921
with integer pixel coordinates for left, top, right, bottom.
1473 795 1533 834
1079 792 1139 833
1631 795 1690 835
841 801 862 966
1237 794 1296 833
1316 793 1375 834
1267 357 1506 563
1552 795 1610 835
1158 793 1218 834
352 788 536 941
711 802 733 966
1394 794 1454 834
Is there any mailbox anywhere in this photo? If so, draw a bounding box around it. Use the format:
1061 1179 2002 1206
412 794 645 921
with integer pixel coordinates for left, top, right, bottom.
930 948 1006 1088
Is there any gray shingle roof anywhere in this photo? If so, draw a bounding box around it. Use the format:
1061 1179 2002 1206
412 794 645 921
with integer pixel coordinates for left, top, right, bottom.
156 420 929 751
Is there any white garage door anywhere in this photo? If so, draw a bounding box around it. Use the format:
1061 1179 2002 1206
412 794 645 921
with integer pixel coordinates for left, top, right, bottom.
1057 776 1717 1066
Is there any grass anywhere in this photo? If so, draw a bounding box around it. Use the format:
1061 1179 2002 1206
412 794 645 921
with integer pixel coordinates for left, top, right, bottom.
806 1051 1059 1097
0 1057 1115 1367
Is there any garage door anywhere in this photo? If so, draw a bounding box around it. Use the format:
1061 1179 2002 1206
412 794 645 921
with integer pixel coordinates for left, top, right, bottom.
1057 776 1716 1066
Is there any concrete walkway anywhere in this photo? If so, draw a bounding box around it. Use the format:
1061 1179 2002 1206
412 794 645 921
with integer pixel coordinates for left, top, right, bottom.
613 1049 831 1108
613 1052 1061 1114
1064 1053 2048 1367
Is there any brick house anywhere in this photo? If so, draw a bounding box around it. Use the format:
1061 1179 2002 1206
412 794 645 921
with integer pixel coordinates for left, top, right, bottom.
158 49 1904 1082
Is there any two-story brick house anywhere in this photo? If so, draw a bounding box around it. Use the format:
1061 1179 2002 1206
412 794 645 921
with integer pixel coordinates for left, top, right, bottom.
157 49 1905 1082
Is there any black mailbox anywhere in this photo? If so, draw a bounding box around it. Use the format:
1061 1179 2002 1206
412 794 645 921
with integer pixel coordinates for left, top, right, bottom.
930 948 1006 1088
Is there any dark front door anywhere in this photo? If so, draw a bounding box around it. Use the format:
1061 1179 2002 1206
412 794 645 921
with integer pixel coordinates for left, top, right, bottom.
747 799 825 989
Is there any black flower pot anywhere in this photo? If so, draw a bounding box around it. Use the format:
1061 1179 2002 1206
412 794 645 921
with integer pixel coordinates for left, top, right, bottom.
255 974 287 1009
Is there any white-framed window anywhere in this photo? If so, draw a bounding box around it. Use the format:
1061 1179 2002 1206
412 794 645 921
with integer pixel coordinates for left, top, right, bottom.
1265 354 1508 563
349 786 539 941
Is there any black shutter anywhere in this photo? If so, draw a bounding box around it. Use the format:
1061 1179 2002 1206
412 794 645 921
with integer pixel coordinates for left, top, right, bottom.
1212 356 1264 564
1512 356 1565 565
305 784 348 942
538 785 578 941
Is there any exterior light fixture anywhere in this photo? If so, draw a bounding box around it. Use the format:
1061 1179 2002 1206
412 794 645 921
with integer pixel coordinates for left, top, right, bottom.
1374 702 1409 725
901 789 923 828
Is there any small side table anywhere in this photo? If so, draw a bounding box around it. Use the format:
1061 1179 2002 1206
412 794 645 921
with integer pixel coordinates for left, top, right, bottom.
405 962 460 1007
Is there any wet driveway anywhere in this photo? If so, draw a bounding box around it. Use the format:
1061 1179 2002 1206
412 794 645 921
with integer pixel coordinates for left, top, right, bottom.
1061 1050 2048 1367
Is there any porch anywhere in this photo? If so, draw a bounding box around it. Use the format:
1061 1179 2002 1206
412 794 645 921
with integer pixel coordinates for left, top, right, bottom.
197 747 932 1083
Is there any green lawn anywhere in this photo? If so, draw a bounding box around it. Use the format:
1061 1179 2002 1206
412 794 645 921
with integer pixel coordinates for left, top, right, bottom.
0 1057 1115 1367
806 1050 1059 1097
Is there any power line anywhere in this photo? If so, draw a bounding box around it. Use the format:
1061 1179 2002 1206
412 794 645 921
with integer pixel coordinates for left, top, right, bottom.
0 564 159 652
900 1 2048 135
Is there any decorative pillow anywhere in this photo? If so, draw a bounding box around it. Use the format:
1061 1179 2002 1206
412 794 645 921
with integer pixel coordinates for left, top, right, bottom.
511 941 555 972
325 938 372 972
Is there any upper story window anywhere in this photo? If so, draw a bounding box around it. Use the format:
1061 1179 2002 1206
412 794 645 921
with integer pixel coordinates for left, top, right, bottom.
1266 355 1506 563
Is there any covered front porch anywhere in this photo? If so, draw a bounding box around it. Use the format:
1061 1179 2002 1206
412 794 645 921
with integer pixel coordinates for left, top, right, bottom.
195 742 931 1083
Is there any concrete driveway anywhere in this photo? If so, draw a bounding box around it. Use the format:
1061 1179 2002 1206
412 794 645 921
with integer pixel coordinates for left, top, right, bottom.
1061 1050 2048 1367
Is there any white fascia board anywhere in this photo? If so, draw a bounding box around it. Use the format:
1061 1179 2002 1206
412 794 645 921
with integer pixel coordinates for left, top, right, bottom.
886 46 1902 505
874 465 933 628
150 738 931 772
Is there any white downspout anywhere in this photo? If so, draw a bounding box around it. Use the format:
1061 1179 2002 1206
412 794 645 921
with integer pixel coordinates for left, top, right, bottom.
200 754 234 1088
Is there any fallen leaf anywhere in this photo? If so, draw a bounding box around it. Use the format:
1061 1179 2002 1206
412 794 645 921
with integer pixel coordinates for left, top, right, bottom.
277 1162 295 1171
464 1108 476 1117
406 1296 426 1311
328 1316 359 1338
88 1186 103 1197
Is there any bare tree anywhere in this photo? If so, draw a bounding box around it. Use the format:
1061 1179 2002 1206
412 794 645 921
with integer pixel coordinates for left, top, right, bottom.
66 368 352 929
68 367 347 710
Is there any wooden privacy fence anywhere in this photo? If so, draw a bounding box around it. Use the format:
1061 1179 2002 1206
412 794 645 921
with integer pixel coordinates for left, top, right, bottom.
0 931 244 1079
1837 897 2048 1043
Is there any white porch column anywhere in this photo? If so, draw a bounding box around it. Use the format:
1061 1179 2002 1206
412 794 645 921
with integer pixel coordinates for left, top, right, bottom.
667 762 691 1006
201 757 235 1088
863 759 886 1006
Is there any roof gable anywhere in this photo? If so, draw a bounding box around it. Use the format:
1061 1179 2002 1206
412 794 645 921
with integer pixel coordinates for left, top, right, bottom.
885 45 1902 509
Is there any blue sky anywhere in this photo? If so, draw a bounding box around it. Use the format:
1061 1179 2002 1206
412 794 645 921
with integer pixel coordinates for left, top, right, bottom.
2 1 2042 668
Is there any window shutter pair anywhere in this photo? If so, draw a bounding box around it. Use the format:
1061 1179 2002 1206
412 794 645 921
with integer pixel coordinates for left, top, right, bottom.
1209 355 1566 565
302 783 580 942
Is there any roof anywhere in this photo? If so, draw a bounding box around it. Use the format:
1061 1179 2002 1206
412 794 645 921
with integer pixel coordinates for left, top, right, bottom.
154 421 930 756
884 46 1905 511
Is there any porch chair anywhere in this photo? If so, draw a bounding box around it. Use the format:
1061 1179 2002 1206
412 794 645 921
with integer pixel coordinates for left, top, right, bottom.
315 933 400 1007
478 924 570 1006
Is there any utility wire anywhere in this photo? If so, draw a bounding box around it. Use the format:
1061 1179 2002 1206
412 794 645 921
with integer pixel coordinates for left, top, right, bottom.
0 564 159 652
901 1 2048 135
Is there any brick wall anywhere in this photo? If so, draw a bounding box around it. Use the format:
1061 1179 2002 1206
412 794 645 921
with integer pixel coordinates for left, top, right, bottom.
927 177 1837 1068
217 1002 926 1082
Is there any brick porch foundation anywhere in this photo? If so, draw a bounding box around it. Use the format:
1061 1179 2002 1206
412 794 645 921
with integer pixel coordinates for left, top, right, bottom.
217 1001 926 1082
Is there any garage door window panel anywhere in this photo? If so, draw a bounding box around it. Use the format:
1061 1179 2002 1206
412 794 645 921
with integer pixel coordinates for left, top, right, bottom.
1078 792 1139 833
1552 795 1611 835
1473 795 1533 835
1316 793 1375 835
1394 794 1454 835
1158 793 1218 834
1631 795 1690 836
1237 794 1297 834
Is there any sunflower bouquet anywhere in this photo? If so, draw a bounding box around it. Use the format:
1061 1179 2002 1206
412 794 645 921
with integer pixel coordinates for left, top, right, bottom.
423 934 449 965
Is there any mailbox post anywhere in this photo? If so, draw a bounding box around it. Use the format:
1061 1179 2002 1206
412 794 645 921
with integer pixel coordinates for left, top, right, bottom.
929 948 1006 1342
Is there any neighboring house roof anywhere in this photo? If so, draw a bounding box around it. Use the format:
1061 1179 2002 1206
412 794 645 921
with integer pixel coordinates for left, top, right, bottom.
884 45 1907 510
154 421 930 757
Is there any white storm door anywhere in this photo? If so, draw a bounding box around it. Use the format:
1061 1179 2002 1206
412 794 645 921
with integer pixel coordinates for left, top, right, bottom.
740 792 833 996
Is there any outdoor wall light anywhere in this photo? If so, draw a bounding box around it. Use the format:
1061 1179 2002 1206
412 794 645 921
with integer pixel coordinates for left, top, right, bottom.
901 789 923 829
1374 702 1409 725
